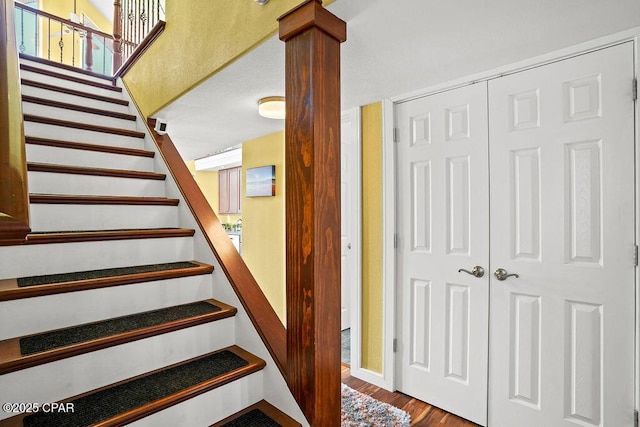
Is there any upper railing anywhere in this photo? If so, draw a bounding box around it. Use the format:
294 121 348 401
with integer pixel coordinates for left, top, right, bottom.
115 0 164 67
13 0 164 76
14 2 115 75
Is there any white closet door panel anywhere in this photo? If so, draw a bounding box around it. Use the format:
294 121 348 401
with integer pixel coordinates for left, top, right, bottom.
396 82 489 426
488 42 635 427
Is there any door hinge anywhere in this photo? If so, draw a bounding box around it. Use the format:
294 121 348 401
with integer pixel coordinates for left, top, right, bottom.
634 409 638 427
634 245 638 267
393 338 398 353
393 127 399 143
633 78 638 101
394 234 398 248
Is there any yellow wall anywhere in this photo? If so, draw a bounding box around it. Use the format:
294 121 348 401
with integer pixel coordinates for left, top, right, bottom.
189 105 384 369
40 0 111 32
241 131 286 324
123 0 333 118
187 104 382 368
37 0 111 67
189 132 285 324
361 102 383 373
185 161 241 226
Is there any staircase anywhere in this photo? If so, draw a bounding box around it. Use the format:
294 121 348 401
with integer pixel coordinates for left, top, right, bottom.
0 57 304 427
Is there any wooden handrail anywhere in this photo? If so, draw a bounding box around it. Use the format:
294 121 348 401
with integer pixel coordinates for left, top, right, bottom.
146 118 288 378
279 1 346 425
114 20 165 79
0 0 30 245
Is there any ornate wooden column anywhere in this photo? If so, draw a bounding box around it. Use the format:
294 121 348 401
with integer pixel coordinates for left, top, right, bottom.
112 0 122 71
0 0 30 245
279 1 346 425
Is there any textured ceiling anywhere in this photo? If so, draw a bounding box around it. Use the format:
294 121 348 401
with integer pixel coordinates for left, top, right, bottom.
157 0 640 161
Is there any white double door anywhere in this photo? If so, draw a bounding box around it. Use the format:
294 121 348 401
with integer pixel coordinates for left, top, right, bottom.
396 42 635 426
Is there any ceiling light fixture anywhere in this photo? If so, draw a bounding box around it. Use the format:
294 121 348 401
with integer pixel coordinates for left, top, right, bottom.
254 0 269 5
258 96 286 120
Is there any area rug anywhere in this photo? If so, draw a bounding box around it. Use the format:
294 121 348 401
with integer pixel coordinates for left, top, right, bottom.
341 383 411 426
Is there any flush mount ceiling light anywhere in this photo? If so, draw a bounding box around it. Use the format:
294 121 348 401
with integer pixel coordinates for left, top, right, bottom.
254 0 269 4
258 96 286 120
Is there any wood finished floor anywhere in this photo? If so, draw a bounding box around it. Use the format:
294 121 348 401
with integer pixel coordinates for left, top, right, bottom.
341 363 480 427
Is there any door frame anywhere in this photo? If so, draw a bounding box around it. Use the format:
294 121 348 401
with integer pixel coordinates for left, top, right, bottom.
341 107 363 367
382 28 640 413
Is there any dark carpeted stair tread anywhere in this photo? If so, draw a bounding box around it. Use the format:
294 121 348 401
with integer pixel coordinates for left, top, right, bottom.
0 299 236 375
5 346 265 427
212 401 301 427
220 409 281 427
18 261 201 287
0 261 213 302
21 301 222 354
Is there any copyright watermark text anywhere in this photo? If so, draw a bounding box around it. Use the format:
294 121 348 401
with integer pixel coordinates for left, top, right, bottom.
3 402 75 414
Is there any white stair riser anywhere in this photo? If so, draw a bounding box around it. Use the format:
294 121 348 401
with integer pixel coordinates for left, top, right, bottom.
22 101 137 131
24 122 144 149
0 236 194 279
28 171 166 198
26 144 154 171
21 85 130 115
20 59 115 85
29 204 179 232
0 321 236 420
0 274 217 340
20 69 123 99
131 373 264 427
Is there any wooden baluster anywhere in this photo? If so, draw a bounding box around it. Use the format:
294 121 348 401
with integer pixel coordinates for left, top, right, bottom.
112 0 122 71
0 0 31 244
279 1 346 425
84 29 93 71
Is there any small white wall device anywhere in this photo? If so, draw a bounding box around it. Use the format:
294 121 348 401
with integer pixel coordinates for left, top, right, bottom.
154 119 168 135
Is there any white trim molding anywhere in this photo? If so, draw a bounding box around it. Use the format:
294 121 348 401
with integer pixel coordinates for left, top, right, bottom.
349 100 397 391
341 107 365 381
